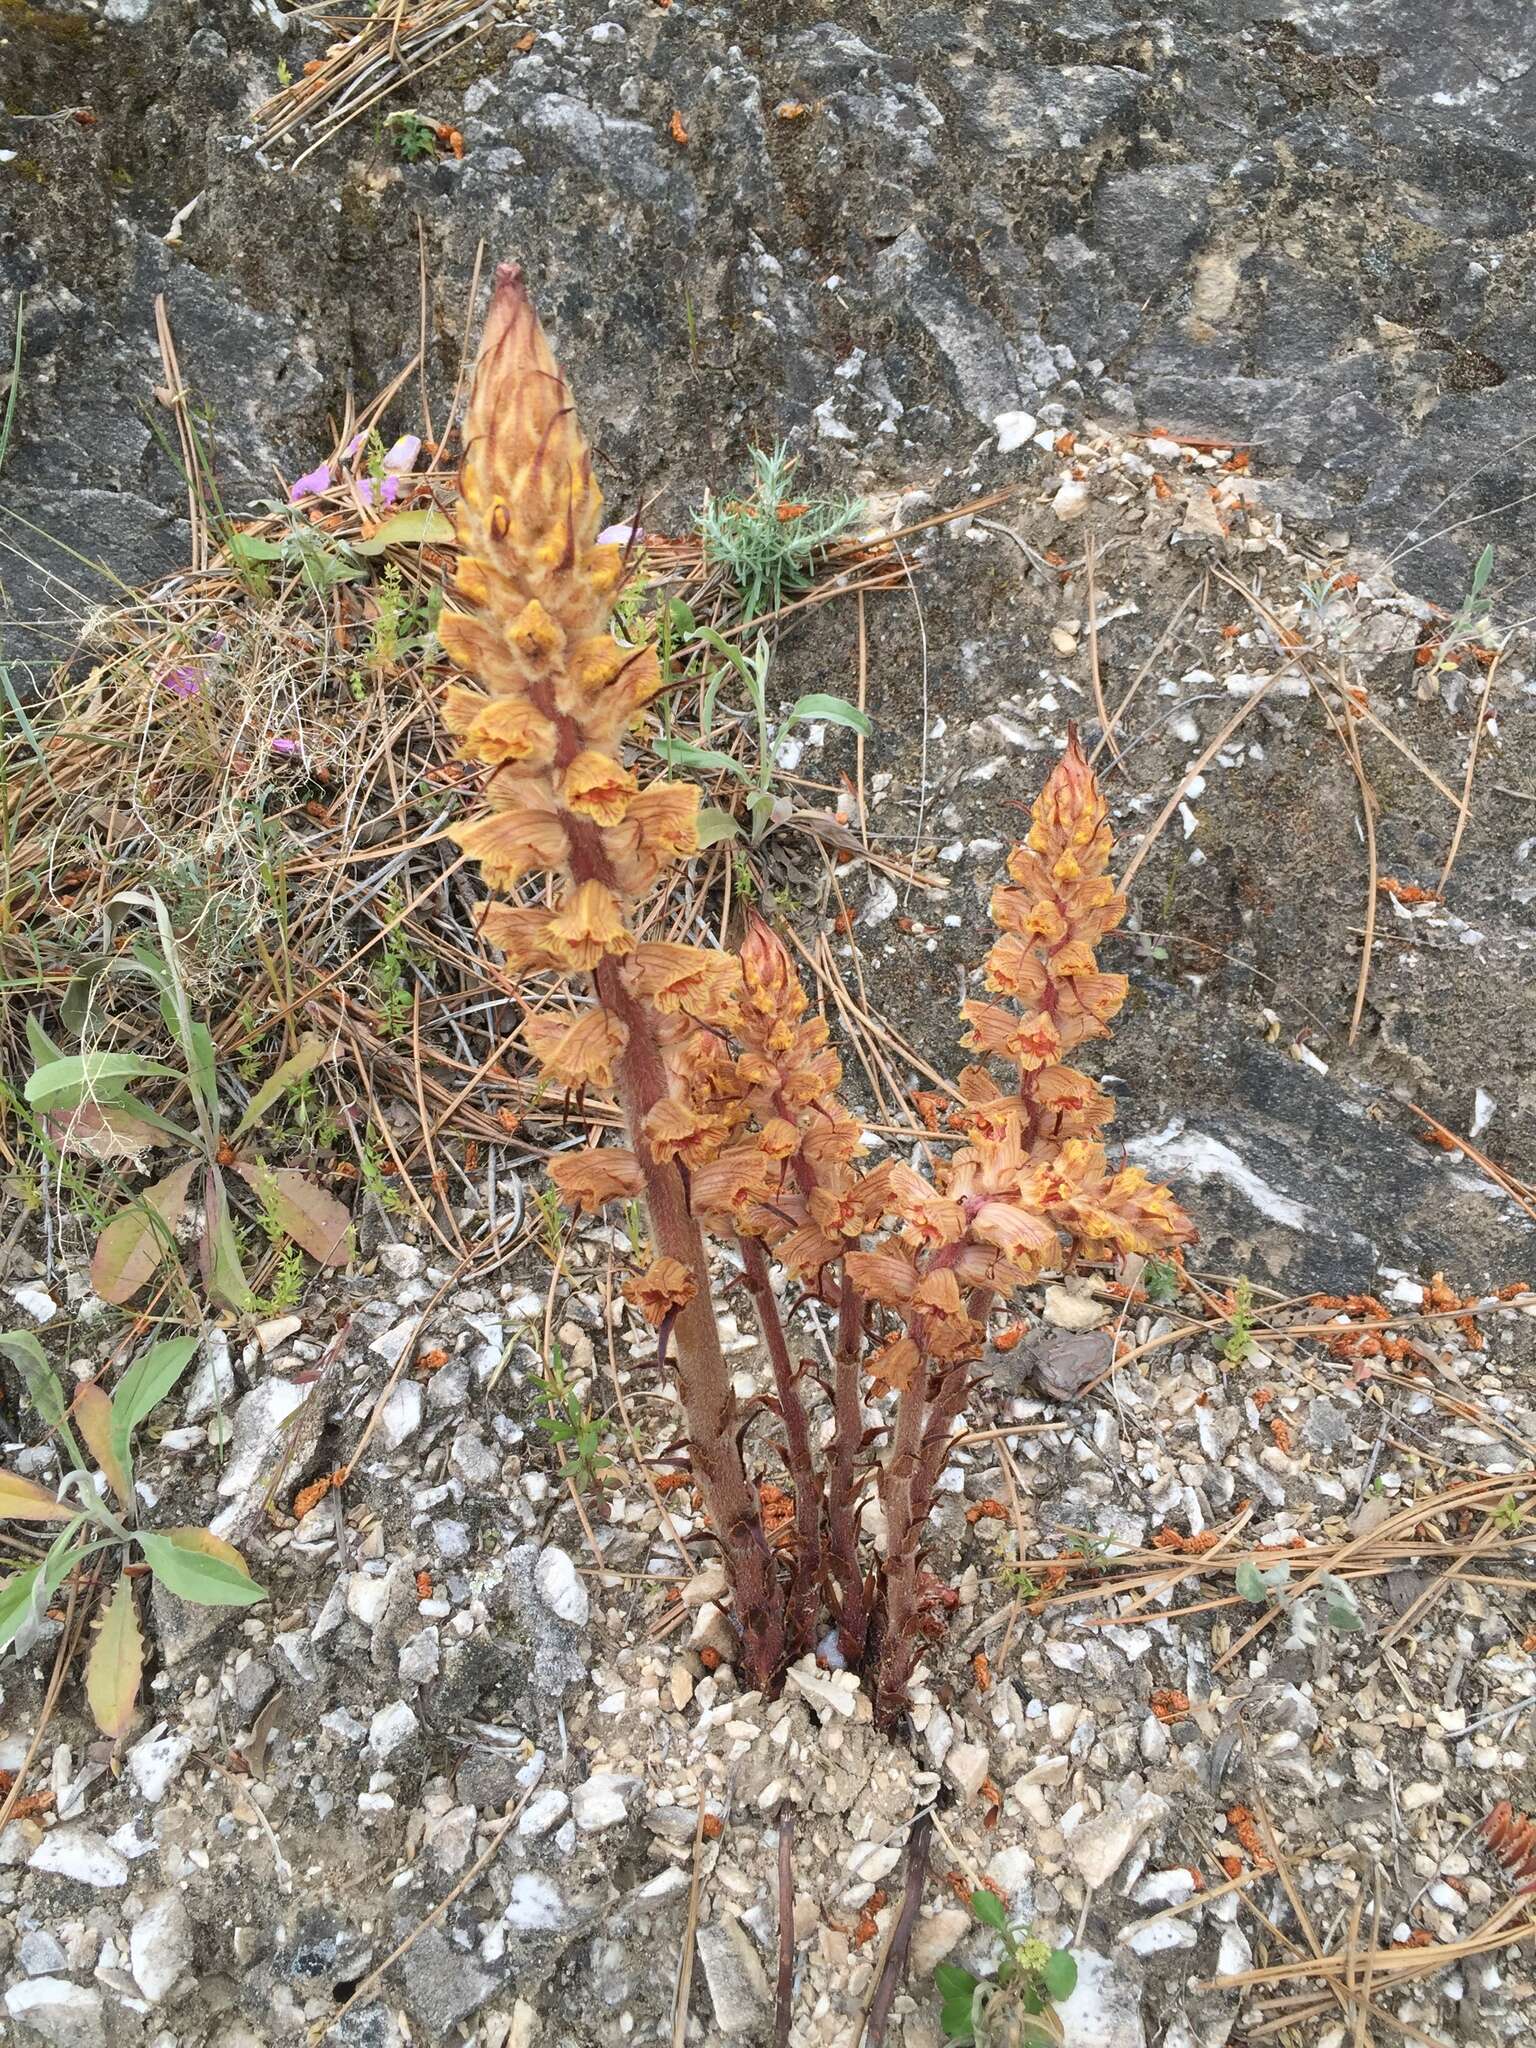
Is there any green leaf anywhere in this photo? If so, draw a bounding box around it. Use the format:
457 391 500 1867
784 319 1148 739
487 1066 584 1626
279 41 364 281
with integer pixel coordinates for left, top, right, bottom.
229 1032 333 1142
694 804 742 847
109 1333 199 1473
232 1160 353 1266
1041 1949 1078 2001
1325 1592 1364 1632
653 736 749 780
85 1575 144 1738
198 1168 257 1314
90 1160 197 1306
0 1468 75 1522
350 505 455 553
970 1888 1007 1932
0 1564 42 1655
184 1019 220 1125
0 1328 67 1428
72 1383 132 1509
665 597 697 639
25 1052 179 1112
139 1528 265 1607
224 530 287 567
1469 543 1494 602
785 692 873 736
43 1101 166 1161
934 1964 978 2001
24 1011 64 1070
939 1992 976 2043
1235 1560 1272 1604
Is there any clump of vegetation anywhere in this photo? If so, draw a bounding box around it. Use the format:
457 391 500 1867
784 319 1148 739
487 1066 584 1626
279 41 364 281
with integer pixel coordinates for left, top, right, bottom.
434 265 1193 1725
698 441 864 621
934 1889 1078 2045
0 1327 264 1737
24 892 352 1313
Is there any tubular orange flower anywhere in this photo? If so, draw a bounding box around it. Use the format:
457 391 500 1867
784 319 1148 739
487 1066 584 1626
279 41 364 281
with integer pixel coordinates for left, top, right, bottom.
521 1007 629 1090
441 687 558 770
624 1254 698 1327
624 943 742 1019
450 808 568 889
562 749 637 826
476 903 560 972
549 1145 645 1213
543 880 634 970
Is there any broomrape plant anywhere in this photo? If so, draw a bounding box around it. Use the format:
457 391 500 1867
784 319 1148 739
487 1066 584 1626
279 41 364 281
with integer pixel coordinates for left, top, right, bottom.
440 265 1193 1724
0 1327 264 1737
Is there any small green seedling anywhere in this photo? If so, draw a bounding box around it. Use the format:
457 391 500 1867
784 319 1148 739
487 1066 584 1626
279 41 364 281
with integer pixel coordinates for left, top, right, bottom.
25 890 353 1314
1142 1257 1179 1305
531 1346 614 1493
1431 544 1496 675
385 109 441 163
698 442 863 622
1493 1495 1526 1537
1222 1276 1255 1365
0 1327 264 1737
1236 1557 1364 1637
653 613 869 845
935 1890 1078 2045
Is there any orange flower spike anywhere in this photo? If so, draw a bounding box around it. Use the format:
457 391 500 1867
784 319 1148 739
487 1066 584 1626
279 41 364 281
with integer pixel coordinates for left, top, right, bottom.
543 880 635 971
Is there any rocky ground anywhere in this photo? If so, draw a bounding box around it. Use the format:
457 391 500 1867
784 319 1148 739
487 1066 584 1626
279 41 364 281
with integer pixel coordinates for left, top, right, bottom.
4 2 1536 2045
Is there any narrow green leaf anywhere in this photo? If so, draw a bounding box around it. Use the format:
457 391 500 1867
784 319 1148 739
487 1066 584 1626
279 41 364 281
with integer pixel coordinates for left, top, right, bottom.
0 1468 75 1522
90 1159 197 1306
786 692 873 736
350 505 455 553
25 1052 179 1111
24 1012 64 1070
139 1528 265 1607
58 954 116 1038
72 1383 132 1509
653 736 748 780
185 1019 220 1126
0 1564 42 1655
694 805 742 847
229 1031 333 1142
1041 1949 1078 2001
0 1329 67 1428
84 1575 143 1738
198 1168 257 1314
970 1888 1007 1932
109 1334 199 1472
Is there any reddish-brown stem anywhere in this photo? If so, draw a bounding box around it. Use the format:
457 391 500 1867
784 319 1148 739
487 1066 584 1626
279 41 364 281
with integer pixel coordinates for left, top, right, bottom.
593 957 786 1688
738 1234 822 1660
872 1338 934 1728
829 1268 871 1665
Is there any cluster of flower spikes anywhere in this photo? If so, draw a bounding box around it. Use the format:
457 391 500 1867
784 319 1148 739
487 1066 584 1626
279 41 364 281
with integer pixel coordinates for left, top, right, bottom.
439 264 722 1133
765 734 1198 1397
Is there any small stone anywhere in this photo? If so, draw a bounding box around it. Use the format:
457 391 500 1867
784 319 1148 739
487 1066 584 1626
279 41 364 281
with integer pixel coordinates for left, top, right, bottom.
909 1908 970 1976
696 1918 771 2035
785 1656 859 1721
7 1283 57 1322
423 1805 477 1874
517 1787 569 1838
450 1427 500 1487
1402 1781 1443 1812
369 1319 419 1369
457 1752 522 1810
1066 1795 1168 1890
346 1565 399 1629
503 1872 566 1933
0 1820 44 1865
184 1328 234 1423
995 410 1038 454
1053 1950 1146 2048
130 1890 193 2003
216 1379 309 1500
28 1826 128 1887
377 1242 424 1281
232 1659 277 1721
368 1701 419 1760
255 1314 302 1354
18 1931 68 1975
1052 477 1090 522
690 1601 738 1664
1120 1913 1197 1957
4 1981 106 2048
1041 1284 1108 1331
376 1380 423 1451
944 1742 990 1799
398 1627 441 1686
432 1518 470 1562
400 1925 497 2027
682 1564 729 1607
534 1546 589 1627
571 1771 639 1832
669 1661 694 1712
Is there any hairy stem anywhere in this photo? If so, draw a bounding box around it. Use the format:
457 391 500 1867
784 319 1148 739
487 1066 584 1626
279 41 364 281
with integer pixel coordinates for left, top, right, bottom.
830 1270 871 1665
738 1235 822 1660
594 957 786 1687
